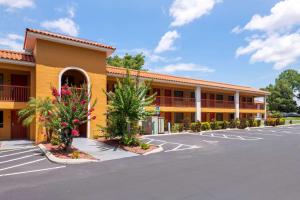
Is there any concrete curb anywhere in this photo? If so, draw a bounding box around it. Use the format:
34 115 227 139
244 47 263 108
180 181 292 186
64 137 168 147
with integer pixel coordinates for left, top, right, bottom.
143 146 163 155
38 144 99 164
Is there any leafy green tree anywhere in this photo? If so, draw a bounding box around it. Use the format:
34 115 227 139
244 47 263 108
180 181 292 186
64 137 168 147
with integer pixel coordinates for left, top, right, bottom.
104 70 155 145
265 80 298 113
18 97 55 142
107 53 145 70
276 69 300 99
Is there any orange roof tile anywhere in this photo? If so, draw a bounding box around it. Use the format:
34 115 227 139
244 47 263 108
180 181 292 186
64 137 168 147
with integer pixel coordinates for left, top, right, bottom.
25 28 116 51
0 50 34 63
106 66 269 95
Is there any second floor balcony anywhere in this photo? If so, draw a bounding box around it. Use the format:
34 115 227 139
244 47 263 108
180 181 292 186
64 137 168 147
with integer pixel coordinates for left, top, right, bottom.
0 85 30 102
152 96 264 110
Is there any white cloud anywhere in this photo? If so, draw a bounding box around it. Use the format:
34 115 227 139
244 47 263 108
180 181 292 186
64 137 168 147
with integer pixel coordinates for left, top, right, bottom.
170 0 221 27
236 33 300 70
235 0 300 70
41 18 79 37
41 6 79 37
155 63 215 73
231 26 242 34
243 0 300 33
0 34 23 50
154 30 180 53
0 0 35 9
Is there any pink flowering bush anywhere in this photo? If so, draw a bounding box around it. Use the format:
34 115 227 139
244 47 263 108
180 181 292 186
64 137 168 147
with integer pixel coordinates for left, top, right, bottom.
51 84 97 151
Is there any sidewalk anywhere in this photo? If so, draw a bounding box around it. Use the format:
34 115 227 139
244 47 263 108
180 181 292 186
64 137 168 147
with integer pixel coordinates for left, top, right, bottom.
72 138 138 161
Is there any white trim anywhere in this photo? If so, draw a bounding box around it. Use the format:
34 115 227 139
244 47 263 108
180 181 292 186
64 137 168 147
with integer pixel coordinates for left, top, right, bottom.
235 91 240 119
0 58 35 67
26 32 114 56
58 67 91 138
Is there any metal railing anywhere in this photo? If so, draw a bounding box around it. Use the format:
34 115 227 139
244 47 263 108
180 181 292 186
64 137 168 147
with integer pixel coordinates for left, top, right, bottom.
0 85 30 102
201 99 235 108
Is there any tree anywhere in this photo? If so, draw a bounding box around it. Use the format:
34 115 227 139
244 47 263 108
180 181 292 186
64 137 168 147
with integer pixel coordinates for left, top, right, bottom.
51 84 97 151
265 80 298 113
276 69 300 99
107 53 145 70
18 97 55 142
104 70 155 145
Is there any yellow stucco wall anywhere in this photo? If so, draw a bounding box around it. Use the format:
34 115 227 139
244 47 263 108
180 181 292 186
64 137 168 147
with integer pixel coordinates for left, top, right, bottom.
34 39 107 141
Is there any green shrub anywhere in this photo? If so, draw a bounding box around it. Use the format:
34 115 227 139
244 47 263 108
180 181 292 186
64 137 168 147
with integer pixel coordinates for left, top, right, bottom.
201 122 211 131
190 122 201 132
219 121 229 129
248 119 255 127
171 123 178 133
229 119 240 128
183 118 190 131
265 118 276 126
290 120 293 124
140 143 150 150
238 119 249 129
270 111 282 118
210 120 220 130
121 135 141 146
279 118 285 125
256 120 261 127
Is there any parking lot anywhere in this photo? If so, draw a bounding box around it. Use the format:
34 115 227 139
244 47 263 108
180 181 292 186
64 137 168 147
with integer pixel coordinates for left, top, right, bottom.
0 147 65 177
1 125 300 200
142 125 300 153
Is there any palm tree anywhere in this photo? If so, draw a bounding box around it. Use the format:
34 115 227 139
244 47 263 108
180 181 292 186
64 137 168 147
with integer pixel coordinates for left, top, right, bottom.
105 69 156 144
18 97 55 142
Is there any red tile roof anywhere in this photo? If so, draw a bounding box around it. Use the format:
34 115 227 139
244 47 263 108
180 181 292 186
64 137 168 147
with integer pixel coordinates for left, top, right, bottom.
25 28 116 51
106 66 269 95
0 50 34 63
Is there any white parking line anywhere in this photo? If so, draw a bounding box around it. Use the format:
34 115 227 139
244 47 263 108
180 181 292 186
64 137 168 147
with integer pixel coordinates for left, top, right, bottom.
198 133 262 141
0 158 46 171
0 166 66 177
0 148 38 158
0 147 36 154
0 153 41 164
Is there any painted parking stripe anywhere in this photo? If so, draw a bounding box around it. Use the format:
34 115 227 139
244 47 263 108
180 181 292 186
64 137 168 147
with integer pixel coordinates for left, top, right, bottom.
165 145 200 152
0 147 36 154
0 148 38 158
0 166 66 177
0 153 41 164
0 158 46 171
198 133 262 140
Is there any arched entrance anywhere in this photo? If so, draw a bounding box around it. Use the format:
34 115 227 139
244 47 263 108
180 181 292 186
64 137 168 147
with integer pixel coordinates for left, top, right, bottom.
59 67 90 138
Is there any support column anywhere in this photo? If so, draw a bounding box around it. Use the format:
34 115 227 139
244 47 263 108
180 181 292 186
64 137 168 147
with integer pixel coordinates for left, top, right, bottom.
264 95 267 120
195 86 201 122
235 91 240 119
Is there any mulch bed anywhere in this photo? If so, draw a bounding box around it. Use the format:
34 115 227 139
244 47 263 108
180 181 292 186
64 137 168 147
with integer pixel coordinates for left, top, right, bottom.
43 143 96 160
97 138 158 155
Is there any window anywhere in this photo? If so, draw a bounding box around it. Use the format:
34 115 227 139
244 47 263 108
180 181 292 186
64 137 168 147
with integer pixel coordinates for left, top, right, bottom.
216 94 223 101
0 73 3 85
247 97 253 103
174 91 184 97
216 113 223 121
190 92 195 99
0 111 3 128
228 95 234 101
174 112 184 123
229 113 235 120
191 113 195 122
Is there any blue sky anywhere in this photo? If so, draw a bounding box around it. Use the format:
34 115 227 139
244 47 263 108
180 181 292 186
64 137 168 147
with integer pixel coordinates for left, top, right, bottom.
1 0 300 89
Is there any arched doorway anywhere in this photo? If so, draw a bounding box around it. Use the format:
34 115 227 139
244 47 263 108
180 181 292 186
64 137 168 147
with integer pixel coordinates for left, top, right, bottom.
59 68 90 138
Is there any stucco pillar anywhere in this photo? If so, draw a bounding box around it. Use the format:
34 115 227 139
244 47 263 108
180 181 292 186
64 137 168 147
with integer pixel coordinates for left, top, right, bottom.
264 95 267 120
235 91 240 119
195 86 201 122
